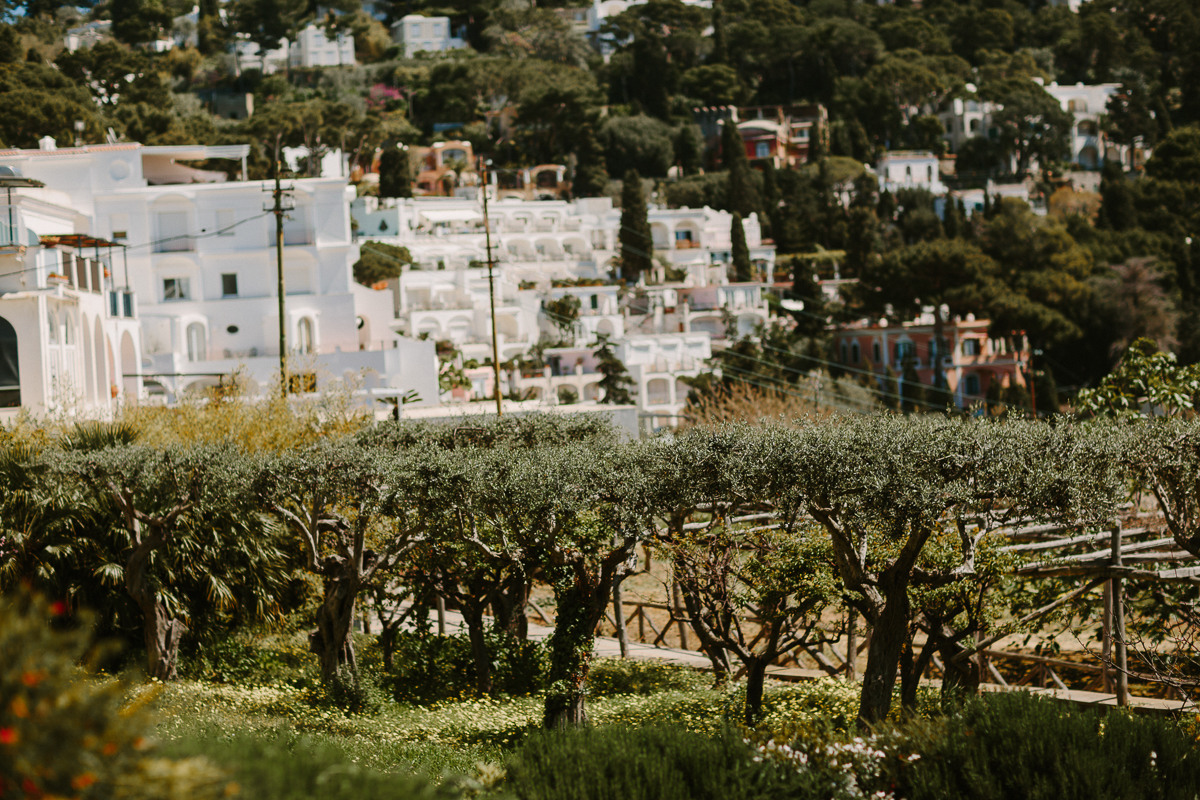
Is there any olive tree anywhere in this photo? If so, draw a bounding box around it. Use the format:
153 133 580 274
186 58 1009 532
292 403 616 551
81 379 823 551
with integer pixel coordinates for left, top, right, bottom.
785 417 1123 724
256 441 439 688
460 441 653 727
63 443 262 680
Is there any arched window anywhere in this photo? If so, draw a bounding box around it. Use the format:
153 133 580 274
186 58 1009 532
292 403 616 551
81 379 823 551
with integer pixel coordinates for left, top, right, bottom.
851 342 860 364
186 322 207 362
0 315 19 407
297 317 314 354
47 310 58 344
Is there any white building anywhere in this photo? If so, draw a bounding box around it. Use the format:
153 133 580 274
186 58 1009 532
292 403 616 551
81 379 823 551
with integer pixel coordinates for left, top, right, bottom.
0 163 141 419
940 80 1143 173
289 24 356 69
876 151 946 195
1041 82 1129 170
390 15 467 55
0 139 437 415
351 193 773 422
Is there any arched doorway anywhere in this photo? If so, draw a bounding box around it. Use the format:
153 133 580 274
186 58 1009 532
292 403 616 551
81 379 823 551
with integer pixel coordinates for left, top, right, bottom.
0 315 19 407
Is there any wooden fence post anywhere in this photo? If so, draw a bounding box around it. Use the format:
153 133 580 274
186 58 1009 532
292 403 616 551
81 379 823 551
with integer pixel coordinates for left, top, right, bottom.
1101 580 1112 693
436 595 446 637
845 606 856 681
673 582 689 650
613 577 629 658
1111 521 1128 706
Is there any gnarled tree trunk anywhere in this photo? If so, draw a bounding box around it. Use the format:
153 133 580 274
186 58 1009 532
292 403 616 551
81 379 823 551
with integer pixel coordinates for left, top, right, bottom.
857 577 911 725
461 603 494 696
125 534 186 681
544 579 607 729
313 562 361 687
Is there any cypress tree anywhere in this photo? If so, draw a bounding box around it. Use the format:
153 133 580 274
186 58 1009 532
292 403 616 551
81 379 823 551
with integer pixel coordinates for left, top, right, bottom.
900 361 926 414
881 366 901 411
1098 160 1137 231
943 197 963 239
619 169 653 283
722 121 756 217
985 375 1004 416
711 7 728 65
1033 365 1060 417
676 124 704 177
573 121 608 198
378 147 412 199
731 211 753 282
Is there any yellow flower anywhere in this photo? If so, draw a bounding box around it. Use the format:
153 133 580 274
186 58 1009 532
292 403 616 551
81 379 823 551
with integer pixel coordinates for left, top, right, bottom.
10 697 29 718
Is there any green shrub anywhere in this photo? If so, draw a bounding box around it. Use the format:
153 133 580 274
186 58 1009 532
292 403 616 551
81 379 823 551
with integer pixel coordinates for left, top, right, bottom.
0 591 227 799
585 658 706 699
384 630 549 704
304 665 388 715
504 725 817 800
160 729 455 800
889 691 1200 800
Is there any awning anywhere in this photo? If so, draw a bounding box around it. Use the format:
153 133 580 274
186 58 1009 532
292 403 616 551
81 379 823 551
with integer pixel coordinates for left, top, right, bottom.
418 209 482 224
141 145 251 161
39 234 122 249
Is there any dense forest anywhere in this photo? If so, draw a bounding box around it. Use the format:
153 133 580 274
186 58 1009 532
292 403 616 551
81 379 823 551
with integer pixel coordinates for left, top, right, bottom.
2 0 1199 391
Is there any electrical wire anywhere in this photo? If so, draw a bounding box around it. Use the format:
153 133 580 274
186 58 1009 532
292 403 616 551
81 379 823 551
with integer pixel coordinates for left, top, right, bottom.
0 209 277 282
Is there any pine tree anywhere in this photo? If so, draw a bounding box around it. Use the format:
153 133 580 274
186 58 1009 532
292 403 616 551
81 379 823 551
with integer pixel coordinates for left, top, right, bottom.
619 169 653 283
573 121 608 198
1098 160 1137 231
378 147 412 199
731 211 753 282
722 121 757 217
594 336 634 404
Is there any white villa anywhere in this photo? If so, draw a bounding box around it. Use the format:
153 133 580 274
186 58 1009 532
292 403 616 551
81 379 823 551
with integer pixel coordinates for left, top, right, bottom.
351 193 774 428
0 138 437 418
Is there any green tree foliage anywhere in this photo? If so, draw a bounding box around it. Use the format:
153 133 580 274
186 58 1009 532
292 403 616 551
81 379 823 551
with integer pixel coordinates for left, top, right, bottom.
544 293 581 340
721 120 757 217
571 117 609 198
377 146 412 199
619 169 653 282
600 115 675 178
353 241 411 286
731 211 752 282
980 78 1075 177
1075 338 1200 419
593 336 633 405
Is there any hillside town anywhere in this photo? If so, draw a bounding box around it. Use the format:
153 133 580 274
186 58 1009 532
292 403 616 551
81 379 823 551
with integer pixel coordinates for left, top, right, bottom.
5 1 1200 797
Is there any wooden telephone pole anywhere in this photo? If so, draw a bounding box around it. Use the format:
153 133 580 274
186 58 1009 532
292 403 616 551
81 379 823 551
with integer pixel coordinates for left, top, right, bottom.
268 137 294 398
480 160 502 416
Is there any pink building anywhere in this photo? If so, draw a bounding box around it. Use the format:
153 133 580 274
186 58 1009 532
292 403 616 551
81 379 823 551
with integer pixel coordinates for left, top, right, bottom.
830 316 1029 407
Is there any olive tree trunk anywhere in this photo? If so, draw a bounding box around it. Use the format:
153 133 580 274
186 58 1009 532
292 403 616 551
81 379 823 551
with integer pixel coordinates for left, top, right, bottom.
124 530 186 681
313 567 361 687
544 580 607 728
857 579 911 724
461 604 494 696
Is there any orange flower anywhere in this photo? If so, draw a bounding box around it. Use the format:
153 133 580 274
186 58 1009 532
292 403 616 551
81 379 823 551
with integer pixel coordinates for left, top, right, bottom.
101 742 118 756
20 671 45 688
0 727 17 745
9 698 28 719
70 774 96 791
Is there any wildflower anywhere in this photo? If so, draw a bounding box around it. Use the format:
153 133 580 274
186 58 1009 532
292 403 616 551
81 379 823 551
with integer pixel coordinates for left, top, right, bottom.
10 697 28 718
49 601 67 616
70 773 97 790
102 742 118 756
21 671 45 688
0 727 18 745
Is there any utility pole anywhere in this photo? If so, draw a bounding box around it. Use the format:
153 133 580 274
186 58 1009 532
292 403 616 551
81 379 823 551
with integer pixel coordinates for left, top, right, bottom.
267 136 293 398
480 159 503 416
